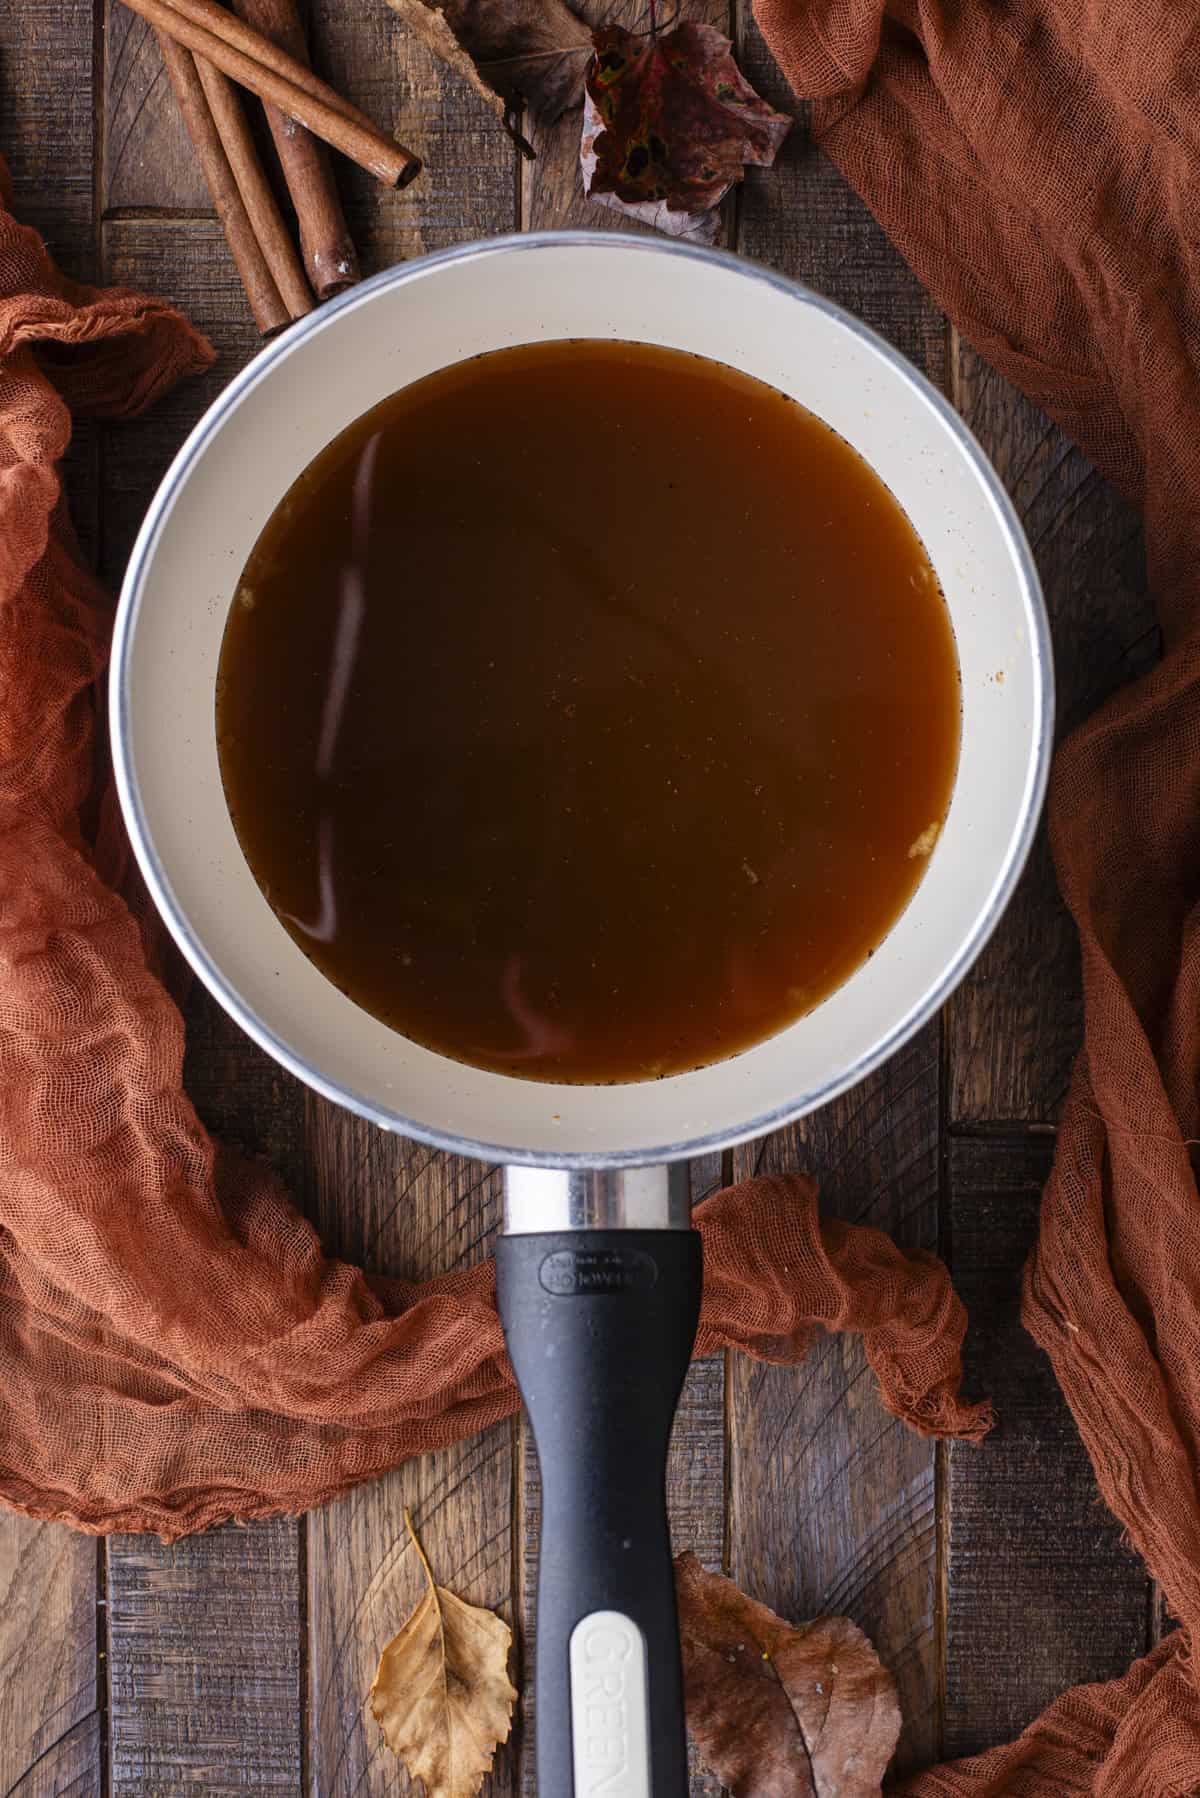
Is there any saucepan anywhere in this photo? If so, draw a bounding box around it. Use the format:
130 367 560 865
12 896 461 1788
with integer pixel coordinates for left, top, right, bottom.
111 234 1051 1795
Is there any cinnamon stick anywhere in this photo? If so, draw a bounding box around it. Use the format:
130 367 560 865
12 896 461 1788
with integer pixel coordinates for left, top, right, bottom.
229 0 360 300
120 0 422 188
158 0 370 128
193 56 314 320
156 31 289 335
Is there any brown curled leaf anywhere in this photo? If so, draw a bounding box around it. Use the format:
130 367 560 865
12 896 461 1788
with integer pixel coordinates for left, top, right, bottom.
386 0 594 148
676 1551 901 1796
586 20 791 214
370 1509 517 1798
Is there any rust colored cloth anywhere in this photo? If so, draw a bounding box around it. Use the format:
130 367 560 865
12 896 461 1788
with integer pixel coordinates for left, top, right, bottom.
746 0 1200 1791
0 150 988 1539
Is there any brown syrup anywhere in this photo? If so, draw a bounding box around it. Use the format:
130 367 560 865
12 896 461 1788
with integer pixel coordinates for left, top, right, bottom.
217 340 960 1082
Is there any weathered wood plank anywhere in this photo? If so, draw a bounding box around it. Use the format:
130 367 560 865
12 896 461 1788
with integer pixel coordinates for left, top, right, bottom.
945 349 1157 1125
304 1105 515 1797
675 1351 730 1798
517 1158 728 1798
104 5 209 213
107 1523 302 1793
728 1029 941 1778
0 0 95 269
943 1133 1151 1754
181 988 311 1195
673 1150 729 1585
729 35 947 1777
308 1422 516 1798
0 1520 99 1797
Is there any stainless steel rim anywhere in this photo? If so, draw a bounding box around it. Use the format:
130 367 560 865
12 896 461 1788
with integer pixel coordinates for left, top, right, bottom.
111 231 1054 1170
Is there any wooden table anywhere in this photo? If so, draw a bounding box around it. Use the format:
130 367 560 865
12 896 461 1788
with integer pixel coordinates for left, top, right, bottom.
0 3 1165 1792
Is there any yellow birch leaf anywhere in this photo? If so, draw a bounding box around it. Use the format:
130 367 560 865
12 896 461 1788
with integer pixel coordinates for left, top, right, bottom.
369 1509 517 1798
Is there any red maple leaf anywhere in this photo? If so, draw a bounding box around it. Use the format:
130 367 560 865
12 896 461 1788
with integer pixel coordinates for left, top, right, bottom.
586 21 791 214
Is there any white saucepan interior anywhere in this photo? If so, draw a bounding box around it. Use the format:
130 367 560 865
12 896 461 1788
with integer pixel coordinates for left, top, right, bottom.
112 235 1051 1166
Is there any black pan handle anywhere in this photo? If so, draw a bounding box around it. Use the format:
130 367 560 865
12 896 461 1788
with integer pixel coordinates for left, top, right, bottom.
495 1225 702 1797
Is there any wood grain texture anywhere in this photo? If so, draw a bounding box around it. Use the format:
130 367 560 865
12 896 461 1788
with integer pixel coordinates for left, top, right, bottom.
943 1134 1152 1755
945 349 1158 1125
674 1353 730 1798
304 1104 515 1797
107 1523 302 1793
105 4 211 211
517 1156 728 1798
728 1029 941 1777
181 989 310 1192
0 0 95 268
0 1521 99 1797
308 1422 516 1798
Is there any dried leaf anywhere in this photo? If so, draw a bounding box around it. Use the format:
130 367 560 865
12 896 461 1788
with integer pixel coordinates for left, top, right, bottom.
676 1552 901 1797
370 1510 517 1798
580 91 719 242
386 0 593 147
585 21 791 215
